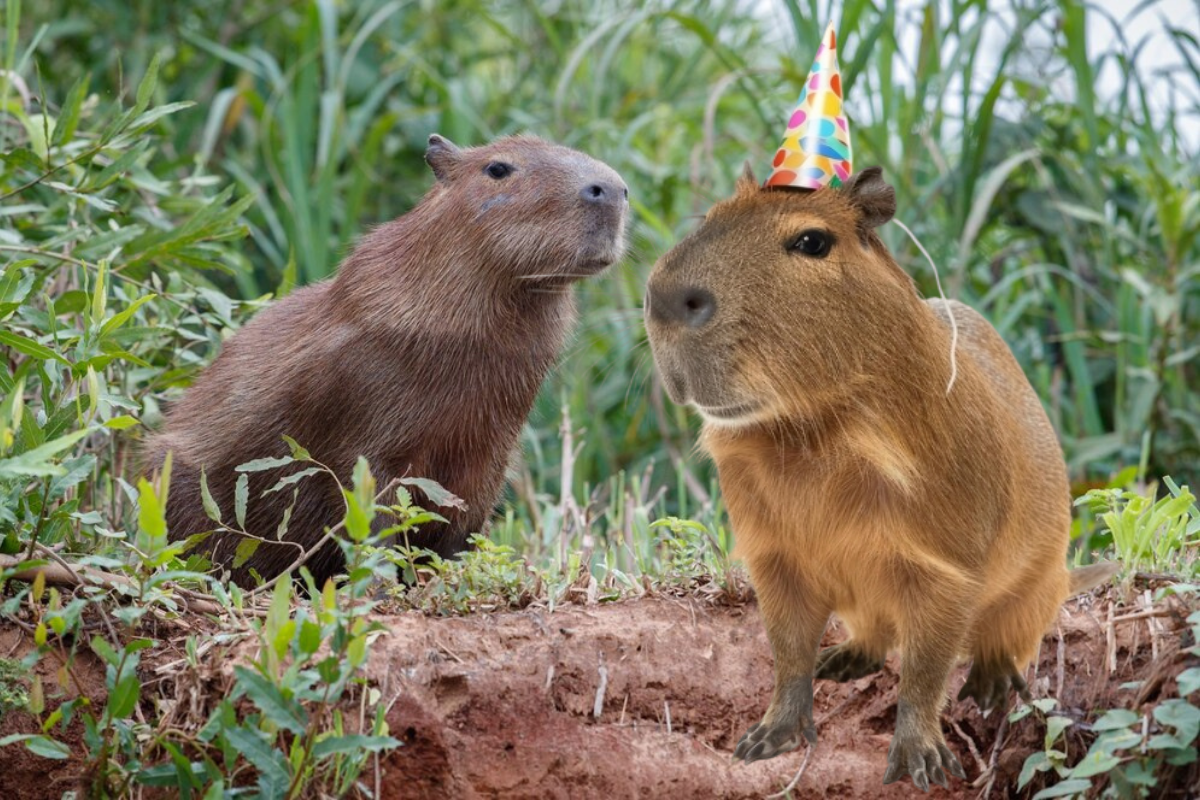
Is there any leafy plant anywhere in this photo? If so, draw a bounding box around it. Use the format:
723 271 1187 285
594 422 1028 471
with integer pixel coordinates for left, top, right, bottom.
1076 478 1200 575
1011 585 1200 798
0 447 414 797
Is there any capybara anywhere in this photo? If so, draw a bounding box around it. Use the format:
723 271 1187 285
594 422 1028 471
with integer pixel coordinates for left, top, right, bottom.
644 164 1116 790
145 134 628 587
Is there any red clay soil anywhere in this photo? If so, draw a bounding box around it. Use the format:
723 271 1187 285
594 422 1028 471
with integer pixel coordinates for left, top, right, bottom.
0 587 1196 799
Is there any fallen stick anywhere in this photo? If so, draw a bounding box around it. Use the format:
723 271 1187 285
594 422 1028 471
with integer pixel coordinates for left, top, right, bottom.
594 662 608 719
0 555 223 616
767 745 815 799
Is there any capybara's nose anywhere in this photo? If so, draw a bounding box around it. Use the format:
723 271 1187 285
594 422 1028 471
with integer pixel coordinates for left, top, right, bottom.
581 180 628 205
647 284 716 329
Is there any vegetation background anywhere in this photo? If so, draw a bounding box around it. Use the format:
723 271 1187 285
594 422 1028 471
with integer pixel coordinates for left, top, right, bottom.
1 0 1199 796
5 0 1198 566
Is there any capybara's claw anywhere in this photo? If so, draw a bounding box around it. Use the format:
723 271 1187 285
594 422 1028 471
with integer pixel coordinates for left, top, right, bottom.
814 642 884 682
883 734 964 791
958 660 1031 712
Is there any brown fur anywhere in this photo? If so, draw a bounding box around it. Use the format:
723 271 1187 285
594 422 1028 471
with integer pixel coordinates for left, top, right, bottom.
143 134 627 587
644 165 1116 790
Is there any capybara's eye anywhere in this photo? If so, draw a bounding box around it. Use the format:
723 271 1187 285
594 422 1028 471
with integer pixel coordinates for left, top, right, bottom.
485 162 514 180
788 229 832 258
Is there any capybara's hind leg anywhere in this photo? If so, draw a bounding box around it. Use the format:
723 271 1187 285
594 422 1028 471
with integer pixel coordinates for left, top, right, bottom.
815 616 892 682
815 642 885 682
960 573 1065 712
958 658 1031 712
734 557 829 764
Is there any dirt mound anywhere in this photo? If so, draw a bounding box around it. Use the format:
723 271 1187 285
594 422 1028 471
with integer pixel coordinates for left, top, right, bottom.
0 588 1195 798
367 589 1193 798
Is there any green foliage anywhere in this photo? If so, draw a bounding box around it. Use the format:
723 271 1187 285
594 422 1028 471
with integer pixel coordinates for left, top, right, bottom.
0 21 261 575
0 448 404 797
1011 588 1200 797
379 533 540 615
4 0 1197 578
0 657 31 718
1076 478 1200 575
17 0 1199 513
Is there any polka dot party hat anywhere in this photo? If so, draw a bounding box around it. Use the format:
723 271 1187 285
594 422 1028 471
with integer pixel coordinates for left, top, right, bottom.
764 21 853 190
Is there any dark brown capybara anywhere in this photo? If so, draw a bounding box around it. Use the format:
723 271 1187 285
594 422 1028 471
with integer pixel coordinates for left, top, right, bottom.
144 134 628 587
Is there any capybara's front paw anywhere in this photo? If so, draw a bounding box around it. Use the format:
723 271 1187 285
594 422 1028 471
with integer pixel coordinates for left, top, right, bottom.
957 659 1032 712
733 676 816 764
883 731 965 792
814 642 884 682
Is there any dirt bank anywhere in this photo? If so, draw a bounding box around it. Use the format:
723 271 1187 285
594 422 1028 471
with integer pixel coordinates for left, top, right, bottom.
1 586 1195 798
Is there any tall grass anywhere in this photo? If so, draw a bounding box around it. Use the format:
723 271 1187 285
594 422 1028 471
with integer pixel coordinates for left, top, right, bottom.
9 0 1200 567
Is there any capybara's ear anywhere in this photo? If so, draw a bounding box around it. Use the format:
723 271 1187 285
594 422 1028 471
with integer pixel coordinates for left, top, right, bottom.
734 161 759 197
425 134 462 182
842 166 896 229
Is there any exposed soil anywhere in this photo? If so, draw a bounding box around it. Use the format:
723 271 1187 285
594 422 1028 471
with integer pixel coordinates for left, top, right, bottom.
0 584 1196 799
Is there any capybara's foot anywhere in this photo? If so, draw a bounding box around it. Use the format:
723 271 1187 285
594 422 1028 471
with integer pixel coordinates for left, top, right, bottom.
957 660 1032 712
815 642 884 682
733 676 816 763
883 731 965 792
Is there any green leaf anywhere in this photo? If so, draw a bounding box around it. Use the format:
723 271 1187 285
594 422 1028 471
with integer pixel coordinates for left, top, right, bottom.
298 620 322 655
347 633 367 668
1018 750 1051 789
1154 699 1200 746
280 435 310 461
400 476 466 510
1177 667 1200 697
137 477 167 540
342 488 372 543
91 259 107 324
134 53 162 117
232 538 260 570
232 666 306 734
264 467 322 495
0 734 71 760
108 673 140 719
235 473 248 528
221 727 289 795
267 577 293 639
0 428 91 479
1067 749 1121 778
102 415 140 430
1091 708 1140 731
1044 715 1074 748
0 329 69 364
49 454 96 498
272 619 294 663
235 456 294 473
99 293 156 338
51 74 89 146
1166 745 1198 766
312 734 401 758
123 101 196 135
199 468 222 524
1031 778 1096 799
90 636 120 666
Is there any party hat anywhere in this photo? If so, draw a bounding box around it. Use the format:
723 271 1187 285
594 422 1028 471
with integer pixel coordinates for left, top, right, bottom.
764 22 853 190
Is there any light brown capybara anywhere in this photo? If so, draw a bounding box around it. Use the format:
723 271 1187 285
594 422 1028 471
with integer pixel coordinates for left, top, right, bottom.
144 134 628 587
644 164 1116 790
